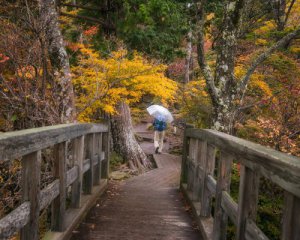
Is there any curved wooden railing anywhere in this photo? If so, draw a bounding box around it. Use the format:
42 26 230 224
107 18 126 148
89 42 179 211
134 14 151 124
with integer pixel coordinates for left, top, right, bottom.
0 123 110 240
180 128 300 240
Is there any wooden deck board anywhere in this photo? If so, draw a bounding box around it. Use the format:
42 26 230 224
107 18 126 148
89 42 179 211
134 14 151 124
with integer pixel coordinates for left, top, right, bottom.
70 153 202 240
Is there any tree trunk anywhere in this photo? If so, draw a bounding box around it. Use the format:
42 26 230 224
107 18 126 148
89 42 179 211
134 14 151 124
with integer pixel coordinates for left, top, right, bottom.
271 0 286 31
40 0 75 123
184 30 193 84
196 0 300 135
110 102 151 171
212 100 236 134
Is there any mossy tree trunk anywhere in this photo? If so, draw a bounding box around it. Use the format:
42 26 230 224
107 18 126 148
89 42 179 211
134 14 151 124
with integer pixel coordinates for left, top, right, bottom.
40 0 75 123
110 101 151 171
196 0 300 134
184 29 193 84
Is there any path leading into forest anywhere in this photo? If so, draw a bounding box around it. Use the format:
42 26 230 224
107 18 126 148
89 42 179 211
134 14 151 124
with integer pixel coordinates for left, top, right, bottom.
70 121 202 240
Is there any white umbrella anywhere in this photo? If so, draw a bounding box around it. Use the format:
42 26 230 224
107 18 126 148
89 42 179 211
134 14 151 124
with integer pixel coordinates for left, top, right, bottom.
147 105 173 123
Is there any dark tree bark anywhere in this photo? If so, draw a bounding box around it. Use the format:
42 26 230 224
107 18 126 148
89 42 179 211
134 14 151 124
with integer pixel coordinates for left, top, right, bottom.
110 102 151 171
40 0 75 123
271 0 296 48
196 0 300 134
271 0 296 31
271 0 287 31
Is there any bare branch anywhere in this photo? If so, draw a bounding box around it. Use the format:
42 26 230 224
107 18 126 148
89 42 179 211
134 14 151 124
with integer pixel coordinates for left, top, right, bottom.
232 0 247 28
60 12 115 30
60 3 113 12
284 0 296 26
238 90 281 111
238 26 300 95
289 130 300 139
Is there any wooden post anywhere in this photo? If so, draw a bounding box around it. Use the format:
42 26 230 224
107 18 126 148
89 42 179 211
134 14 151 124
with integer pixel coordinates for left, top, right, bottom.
181 133 190 184
198 141 208 167
213 152 233 240
98 133 103 180
236 165 260 240
71 136 84 208
181 138 188 184
180 124 193 184
187 138 197 192
101 132 110 179
192 139 201 201
20 151 41 240
93 133 99 185
93 133 102 185
84 134 95 194
193 140 207 201
186 158 193 191
281 191 300 240
52 142 67 231
200 144 216 217
196 140 207 203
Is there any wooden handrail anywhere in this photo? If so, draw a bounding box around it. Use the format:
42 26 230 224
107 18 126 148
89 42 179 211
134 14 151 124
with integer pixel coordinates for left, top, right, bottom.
0 123 108 162
185 128 300 196
181 128 300 240
0 123 110 239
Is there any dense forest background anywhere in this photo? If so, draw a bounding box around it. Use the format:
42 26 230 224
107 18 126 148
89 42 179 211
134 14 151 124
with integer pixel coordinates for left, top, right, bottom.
0 0 299 239
0 0 299 155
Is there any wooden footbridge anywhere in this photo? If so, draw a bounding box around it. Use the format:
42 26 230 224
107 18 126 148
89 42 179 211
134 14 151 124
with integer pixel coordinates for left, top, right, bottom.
0 122 300 240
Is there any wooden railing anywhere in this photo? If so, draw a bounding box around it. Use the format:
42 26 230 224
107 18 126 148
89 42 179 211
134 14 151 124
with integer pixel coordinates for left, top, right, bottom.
180 128 300 240
0 123 110 240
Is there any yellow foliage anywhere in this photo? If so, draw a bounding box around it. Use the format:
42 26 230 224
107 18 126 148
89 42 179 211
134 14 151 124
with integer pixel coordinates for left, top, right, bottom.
235 65 273 98
206 13 215 21
234 65 246 79
286 0 300 27
179 80 212 128
249 74 273 97
255 38 268 46
59 9 79 25
254 21 276 35
72 46 177 121
289 46 300 54
186 80 208 97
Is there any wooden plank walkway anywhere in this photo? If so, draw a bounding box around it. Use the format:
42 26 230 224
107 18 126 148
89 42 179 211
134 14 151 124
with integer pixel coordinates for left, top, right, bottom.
71 155 202 240
71 122 202 240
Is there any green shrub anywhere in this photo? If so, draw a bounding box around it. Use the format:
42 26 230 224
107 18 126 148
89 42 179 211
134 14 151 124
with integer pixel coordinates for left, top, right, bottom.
109 151 124 171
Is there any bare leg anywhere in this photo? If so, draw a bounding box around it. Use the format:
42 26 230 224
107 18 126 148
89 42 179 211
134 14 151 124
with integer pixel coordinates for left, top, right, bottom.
154 131 159 153
158 131 165 153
